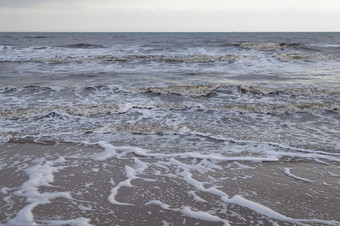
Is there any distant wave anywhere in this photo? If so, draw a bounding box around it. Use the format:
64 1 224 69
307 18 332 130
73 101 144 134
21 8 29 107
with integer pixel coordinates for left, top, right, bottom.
223 42 301 50
60 43 106 49
24 35 48 39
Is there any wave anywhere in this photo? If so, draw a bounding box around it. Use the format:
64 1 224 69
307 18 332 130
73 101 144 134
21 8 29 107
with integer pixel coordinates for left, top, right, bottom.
24 35 48 39
1 98 338 120
130 85 221 97
60 43 106 49
235 85 340 96
0 54 242 64
131 84 340 98
134 84 329 98
241 42 289 50
276 52 335 61
224 42 301 50
3 52 337 65
223 101 340 114
0 45 11 50
1 83 339 98
99 54 242 63
0 102 153 119
309 43 340 48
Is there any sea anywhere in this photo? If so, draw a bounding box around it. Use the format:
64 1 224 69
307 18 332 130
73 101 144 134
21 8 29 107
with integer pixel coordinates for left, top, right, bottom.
0 32 339 225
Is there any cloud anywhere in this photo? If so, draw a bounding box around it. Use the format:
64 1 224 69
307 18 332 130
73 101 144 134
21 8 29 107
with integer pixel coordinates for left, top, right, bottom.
0 0 49 8
2 0 340 12
0 0 339 31
1 6 340 32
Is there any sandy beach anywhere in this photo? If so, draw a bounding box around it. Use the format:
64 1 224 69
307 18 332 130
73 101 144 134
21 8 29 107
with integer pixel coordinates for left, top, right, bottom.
1 140 339 225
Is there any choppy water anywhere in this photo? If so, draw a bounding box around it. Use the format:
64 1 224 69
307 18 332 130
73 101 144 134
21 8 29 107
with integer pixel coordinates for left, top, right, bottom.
1 32 340 225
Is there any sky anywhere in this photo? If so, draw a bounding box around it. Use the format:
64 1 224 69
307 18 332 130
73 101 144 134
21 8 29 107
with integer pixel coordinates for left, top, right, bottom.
0 0 340 32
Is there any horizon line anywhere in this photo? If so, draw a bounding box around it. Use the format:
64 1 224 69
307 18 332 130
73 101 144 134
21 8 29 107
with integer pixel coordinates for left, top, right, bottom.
1 31 340 33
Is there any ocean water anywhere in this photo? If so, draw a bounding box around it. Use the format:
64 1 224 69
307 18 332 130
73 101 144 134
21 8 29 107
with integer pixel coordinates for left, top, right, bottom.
1 32 340 225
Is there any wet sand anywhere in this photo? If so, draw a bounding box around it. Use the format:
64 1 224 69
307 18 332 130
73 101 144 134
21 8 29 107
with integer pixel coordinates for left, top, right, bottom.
1 141 339 225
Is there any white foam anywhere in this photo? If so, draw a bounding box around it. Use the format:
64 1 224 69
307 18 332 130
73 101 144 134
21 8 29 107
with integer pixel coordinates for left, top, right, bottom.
117 102 133 113
328 171 339 177
310 44 340 48
94 141 151 161
78 204 93 212
188 191 207 202
116 146 280 163
283 168 314 183
229 195 339 225
232 162 255 169
0 186 14 194
180 170 229 202
40 217 93 226
0 132 13 143
9 157 74 226
229 195 293 222
181 206 230 226
108 167 135 206
166 158 229 202
146 200 230 225
162 220 171 226
145 200 172 210
137 85 220 97
108 157 148 206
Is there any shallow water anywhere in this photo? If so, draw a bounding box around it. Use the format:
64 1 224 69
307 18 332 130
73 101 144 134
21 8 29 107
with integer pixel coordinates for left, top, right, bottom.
1 32 340 225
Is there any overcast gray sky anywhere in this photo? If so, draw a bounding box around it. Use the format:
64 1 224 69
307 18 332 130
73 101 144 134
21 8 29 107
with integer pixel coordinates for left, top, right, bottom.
1 0 340 32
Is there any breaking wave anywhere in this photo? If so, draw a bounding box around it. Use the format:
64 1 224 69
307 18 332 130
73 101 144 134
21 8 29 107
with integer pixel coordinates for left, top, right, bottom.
223 101 340 114
235 85 340 96
86 54 242 63
1 83 339 98
0 54 243 64
276 52 337 61
0 103 146 119
131 85 221 97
